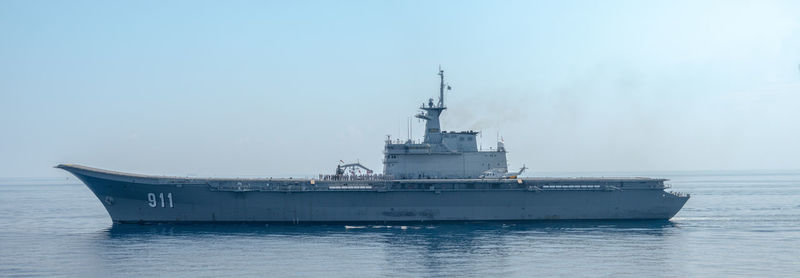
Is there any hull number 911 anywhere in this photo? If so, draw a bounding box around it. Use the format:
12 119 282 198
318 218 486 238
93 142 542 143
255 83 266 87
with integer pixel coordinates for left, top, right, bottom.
147 192 174 208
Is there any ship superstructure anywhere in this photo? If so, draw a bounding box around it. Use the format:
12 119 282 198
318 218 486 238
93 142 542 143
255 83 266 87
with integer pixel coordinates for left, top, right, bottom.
384 69 507 179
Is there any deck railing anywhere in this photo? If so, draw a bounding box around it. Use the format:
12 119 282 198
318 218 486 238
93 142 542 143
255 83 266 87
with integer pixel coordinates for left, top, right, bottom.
318 174 395 181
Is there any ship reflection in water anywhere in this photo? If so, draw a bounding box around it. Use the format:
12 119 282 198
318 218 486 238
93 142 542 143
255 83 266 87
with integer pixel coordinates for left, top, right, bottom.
97 221 679 277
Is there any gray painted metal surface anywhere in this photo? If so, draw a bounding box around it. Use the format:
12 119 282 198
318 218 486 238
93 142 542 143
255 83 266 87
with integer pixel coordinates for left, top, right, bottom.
58 69 689 223
57 164 688 223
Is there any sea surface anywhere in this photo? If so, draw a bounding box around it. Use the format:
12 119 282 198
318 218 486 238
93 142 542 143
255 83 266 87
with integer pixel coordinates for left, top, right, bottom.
0 171 798 277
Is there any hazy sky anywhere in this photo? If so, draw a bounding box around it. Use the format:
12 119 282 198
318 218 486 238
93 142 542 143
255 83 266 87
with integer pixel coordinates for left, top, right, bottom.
2 0 799 177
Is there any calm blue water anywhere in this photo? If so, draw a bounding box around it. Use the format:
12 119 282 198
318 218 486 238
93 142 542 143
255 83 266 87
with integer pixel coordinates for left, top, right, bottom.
1 171 799 277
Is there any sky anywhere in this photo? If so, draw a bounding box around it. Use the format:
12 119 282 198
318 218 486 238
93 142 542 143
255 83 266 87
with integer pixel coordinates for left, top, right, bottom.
1 0 799 177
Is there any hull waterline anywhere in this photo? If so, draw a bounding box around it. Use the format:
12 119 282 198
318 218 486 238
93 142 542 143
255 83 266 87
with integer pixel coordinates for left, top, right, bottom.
58 164 689 224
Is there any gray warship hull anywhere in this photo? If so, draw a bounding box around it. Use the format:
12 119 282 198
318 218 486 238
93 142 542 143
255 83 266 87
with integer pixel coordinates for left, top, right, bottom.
58 164 689 223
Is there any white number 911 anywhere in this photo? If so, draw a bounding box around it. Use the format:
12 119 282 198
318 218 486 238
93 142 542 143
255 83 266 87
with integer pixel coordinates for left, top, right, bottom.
147 192 174 208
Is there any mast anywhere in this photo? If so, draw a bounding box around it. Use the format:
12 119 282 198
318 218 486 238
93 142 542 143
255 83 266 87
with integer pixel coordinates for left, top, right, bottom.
416 67 448 143
438 67 445 107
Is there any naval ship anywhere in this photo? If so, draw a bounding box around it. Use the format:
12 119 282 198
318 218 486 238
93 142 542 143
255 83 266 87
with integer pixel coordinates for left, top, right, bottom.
57 69 689 223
